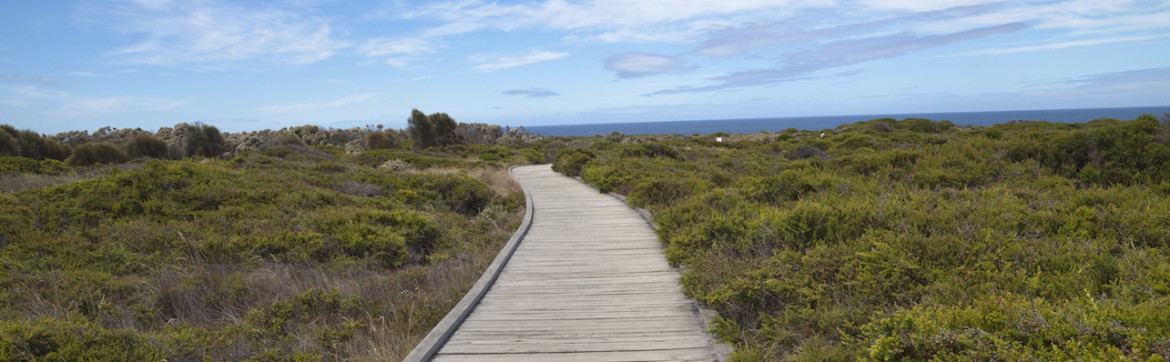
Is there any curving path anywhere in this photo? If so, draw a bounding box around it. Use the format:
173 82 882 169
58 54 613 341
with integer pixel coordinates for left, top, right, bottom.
405 164 721 361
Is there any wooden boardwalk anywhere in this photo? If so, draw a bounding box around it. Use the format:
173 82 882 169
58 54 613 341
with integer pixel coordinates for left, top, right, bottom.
406 164 721 361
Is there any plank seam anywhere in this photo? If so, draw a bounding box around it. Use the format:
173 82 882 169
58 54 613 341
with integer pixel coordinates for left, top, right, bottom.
402 165 536 362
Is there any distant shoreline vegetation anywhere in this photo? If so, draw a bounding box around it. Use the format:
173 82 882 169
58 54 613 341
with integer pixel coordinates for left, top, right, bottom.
527 106 1170 137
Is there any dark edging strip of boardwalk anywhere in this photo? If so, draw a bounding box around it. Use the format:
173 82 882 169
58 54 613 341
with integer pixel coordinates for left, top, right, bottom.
402 166 536 362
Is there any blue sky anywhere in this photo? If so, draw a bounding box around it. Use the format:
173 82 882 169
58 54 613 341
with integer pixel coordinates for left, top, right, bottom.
1 0 1168 134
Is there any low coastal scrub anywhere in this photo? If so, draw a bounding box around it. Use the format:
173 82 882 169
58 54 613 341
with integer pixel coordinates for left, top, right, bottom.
554 115 1170 360
0 126 536 359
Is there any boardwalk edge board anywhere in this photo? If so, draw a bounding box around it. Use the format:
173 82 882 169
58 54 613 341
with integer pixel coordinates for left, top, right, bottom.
403 165 536 362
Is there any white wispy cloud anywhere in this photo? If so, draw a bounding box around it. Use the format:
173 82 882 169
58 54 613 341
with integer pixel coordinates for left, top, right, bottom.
949 34 1170 56
2 83 191 117
502 88 560 98
0 73 60 86
857 0 994 12
652 22 1028 95
693 3 1007 56
410 0 816 31
93 0 349 67
0 85 69 102
604 53 690 78
398 0 821 44
259 93 379 113
358 37 437 69
473 51 568 72
1032 67 1170 90
56 96 190 115
359 37 435 57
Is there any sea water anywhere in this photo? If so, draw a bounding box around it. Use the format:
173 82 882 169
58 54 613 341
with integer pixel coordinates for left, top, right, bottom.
523 106 1170 137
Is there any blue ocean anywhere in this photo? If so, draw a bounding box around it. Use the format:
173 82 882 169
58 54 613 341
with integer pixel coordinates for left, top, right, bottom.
524 106 1170 137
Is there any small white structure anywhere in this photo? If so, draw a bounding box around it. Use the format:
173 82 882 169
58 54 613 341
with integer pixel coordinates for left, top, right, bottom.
715 137 723 142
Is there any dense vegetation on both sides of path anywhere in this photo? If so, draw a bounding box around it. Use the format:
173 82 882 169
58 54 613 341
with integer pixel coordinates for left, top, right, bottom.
554 115 1170 361
0 120 547 360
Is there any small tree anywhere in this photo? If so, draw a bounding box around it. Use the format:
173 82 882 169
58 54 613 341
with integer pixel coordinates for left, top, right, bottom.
0 125 71 161
407 109 463 150
407 109 434 149
428 112 459 146
185 123 225 158
0 125 18 156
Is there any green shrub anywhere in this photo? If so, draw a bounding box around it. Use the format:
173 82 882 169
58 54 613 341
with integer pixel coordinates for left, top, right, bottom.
788 145 828 160
0 156 41 173
364 131 400 150
896 118 954 133
125 135 169 159
406 173 493 216
627 177 704 209
0 316 165 360
617 143 680 159
184 123 225 158
872 122 895 133
551 148 595 177
66 142 128 166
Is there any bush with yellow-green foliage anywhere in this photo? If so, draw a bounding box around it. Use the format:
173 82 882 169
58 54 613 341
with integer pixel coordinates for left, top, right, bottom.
0 136 533 360
553 115 1170 360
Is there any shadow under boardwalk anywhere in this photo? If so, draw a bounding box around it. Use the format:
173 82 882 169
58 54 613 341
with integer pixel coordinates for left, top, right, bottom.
414 164 720 361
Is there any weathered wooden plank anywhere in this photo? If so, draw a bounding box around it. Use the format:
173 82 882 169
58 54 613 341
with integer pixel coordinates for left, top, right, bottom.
443 334 707 346
449 329 701 337
432 348 717 362
472 302 696 313
450 316 703 333
474 290 688 300
471 300 691 309
439 338 711 354
463 309 699 321
492 277 681 288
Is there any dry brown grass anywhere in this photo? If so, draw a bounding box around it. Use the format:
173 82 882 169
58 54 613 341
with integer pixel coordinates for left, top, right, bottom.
404 166 522 197
0 170 102 193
